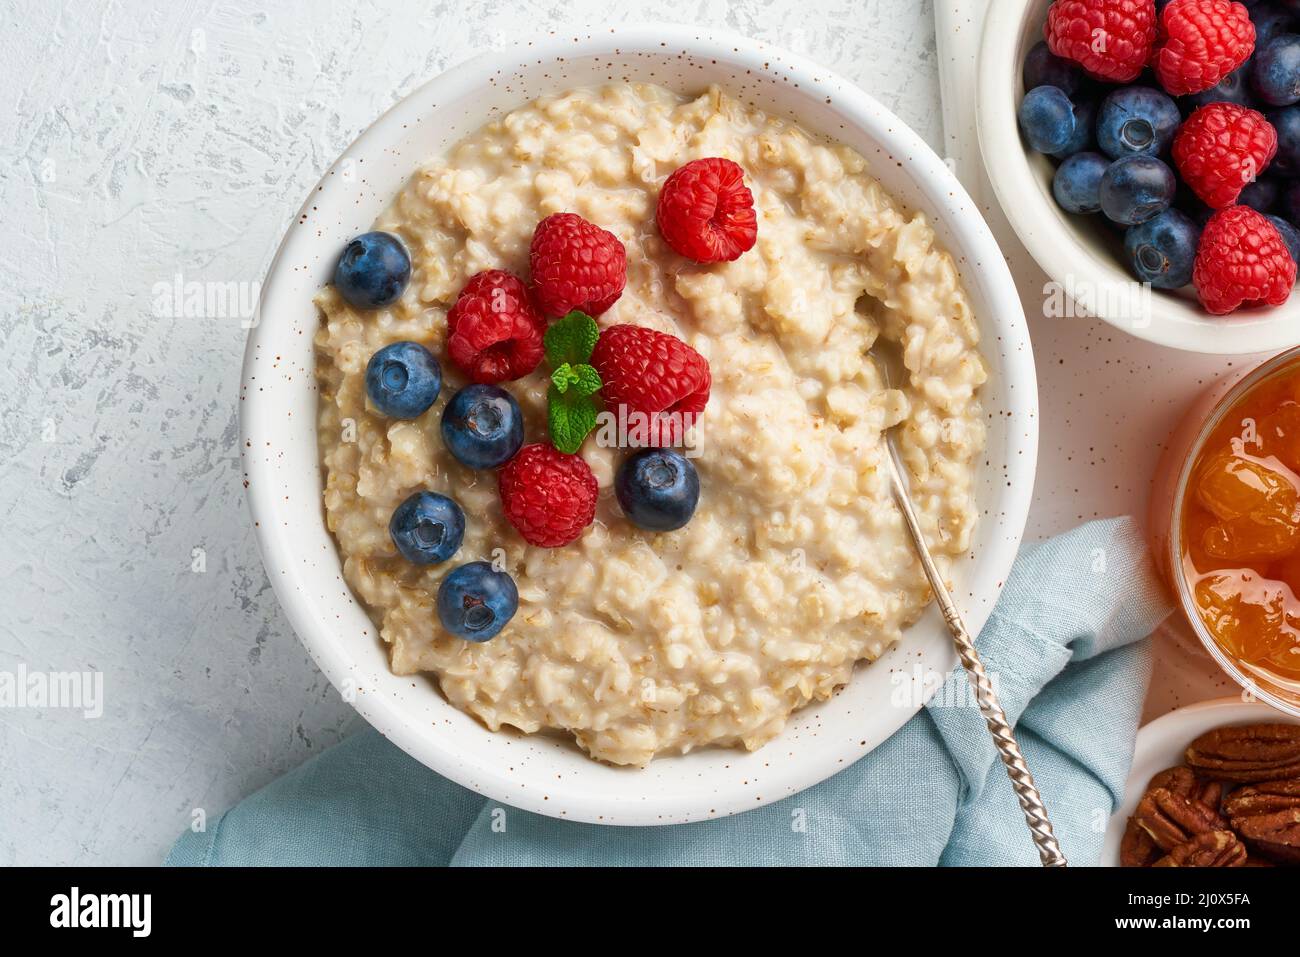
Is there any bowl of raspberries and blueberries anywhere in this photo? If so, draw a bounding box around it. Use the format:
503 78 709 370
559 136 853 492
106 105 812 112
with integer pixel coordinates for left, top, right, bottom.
1015 0 1300 323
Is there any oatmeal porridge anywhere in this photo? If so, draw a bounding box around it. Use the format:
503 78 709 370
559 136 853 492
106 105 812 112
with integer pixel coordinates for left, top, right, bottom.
314 82 987 767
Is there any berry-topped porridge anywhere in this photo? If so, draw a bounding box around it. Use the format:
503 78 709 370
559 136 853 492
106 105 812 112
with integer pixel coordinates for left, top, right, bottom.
314 82 987 766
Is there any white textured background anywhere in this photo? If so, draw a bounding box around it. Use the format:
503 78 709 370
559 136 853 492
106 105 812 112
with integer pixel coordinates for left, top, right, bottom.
0 0 942 866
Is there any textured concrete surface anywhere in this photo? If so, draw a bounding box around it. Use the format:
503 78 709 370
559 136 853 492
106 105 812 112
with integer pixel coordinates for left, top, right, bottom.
0 0 942 865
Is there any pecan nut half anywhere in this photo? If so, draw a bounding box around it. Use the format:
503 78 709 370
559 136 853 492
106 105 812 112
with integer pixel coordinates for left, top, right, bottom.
1149 766 1225 812
1153 830 1247 867
1233 811 1300 865
1226 780 1300 865
1225 778 1300 817
1121 816 1161 867
1135 786 1229 851
1185 724 1300 783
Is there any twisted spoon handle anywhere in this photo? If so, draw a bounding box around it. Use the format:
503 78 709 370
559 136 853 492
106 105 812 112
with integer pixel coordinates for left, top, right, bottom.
884 439 1067 867
941 595 1067 866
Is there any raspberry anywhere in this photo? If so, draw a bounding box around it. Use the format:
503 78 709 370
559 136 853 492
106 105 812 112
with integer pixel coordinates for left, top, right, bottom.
446 270 545 383
1173 103 1277 208
1193 206 1296 315
528 212 626 317
590 324 710 445
498 443 598 548
1044 0 1156 83
656 157 758 263
1152 0 1255 96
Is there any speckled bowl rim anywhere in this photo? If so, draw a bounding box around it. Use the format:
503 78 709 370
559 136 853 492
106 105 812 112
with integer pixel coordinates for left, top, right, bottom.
1100 697 1300 866
242 23 1039 826
979 0 1300 356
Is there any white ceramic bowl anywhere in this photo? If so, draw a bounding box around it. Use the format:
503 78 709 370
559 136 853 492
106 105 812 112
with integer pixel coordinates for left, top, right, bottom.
1100 697 1300 865
979 0 1300 355
242 24 1038 825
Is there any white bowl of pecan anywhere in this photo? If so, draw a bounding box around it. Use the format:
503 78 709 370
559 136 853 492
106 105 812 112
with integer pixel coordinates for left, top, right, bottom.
1103 698 1300 867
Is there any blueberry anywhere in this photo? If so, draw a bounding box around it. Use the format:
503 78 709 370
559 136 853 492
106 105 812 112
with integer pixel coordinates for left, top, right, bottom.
1022 41 1083 97
1269 104 1300 174
1053 151 1110 214
1266 214 1300 268
440 384 524 470
1051 95 1098 159
365 341 441 419
334 231 411 308
1239 176 1281 213
615 449 700 532
1124 209 1201 288
1181 63 1253 111
1099 154 1176 225
436 561 518 642
1175 182 1216 227
1283 180 1300 222
1255 6 1296 49
389 491 465 565
1096 86 1180 158
1253 34 1300 105
1018 85 1077 154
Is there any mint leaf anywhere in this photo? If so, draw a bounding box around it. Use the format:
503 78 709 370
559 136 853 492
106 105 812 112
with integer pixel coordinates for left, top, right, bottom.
548 385 598 455
544 311 600 368
551 362 601 396
551 362 580 394
544 314 602 453
571 364 602 397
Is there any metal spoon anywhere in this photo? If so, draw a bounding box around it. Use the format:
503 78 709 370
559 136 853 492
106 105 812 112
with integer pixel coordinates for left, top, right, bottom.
881 427 1067 867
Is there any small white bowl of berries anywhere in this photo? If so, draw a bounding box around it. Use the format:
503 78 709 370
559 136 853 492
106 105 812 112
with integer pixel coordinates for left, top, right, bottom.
979 0 1300 354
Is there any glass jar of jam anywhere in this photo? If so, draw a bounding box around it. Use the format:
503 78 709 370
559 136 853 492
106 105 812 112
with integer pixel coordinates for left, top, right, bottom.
1151 347 1300 715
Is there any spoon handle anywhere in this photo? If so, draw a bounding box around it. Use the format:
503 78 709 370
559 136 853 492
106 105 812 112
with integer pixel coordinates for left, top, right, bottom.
884 440 1067 868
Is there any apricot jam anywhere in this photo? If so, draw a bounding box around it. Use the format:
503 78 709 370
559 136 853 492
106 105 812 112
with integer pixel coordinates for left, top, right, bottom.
1182 369 1300 683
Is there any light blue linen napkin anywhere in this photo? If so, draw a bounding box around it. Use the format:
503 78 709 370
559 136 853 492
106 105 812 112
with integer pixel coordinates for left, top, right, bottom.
167 516 1170 866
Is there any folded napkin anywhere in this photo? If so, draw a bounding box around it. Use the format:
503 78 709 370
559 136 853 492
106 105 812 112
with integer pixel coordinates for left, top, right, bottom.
167 516 1170 867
